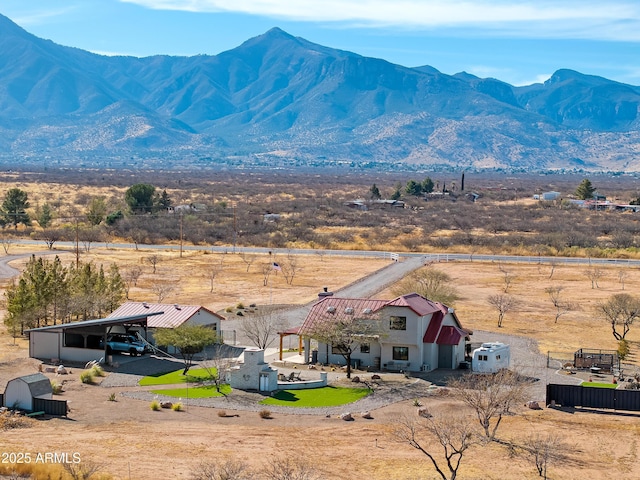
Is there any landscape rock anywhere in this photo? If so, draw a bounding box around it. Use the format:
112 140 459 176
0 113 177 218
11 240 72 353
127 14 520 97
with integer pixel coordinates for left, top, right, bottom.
160 401 173 409
340 412 353 421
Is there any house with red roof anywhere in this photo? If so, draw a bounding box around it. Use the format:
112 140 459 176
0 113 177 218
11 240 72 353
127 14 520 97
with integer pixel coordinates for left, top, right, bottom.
298 293 470 372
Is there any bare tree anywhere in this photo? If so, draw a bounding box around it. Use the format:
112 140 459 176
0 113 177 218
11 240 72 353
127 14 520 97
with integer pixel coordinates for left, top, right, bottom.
394 413 479 480
0 236 13 254
498 263 515 293
200 343 238 394
262 455 321 480
262 262 273 286
33 228 63 250
240 253 257 272
522 432 568 480
545 286 575 323
584 267 605 289
487 293 516 328
596 293 640 341
618 269 628 290
303 314 382 379
240 309 288 350
280 254 300 286
448 370 530 441
62 460 104 480
147 254 160 274
123 266 143 299
547 260 558 280
151 281 176 302
190 458 251 480
391 267 460 305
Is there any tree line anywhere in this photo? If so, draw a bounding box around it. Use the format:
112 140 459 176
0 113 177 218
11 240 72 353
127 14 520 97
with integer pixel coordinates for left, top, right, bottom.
4 255 125 337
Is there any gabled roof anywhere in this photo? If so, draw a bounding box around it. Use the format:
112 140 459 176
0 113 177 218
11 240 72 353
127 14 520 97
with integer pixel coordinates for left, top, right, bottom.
298 293 461 337
385 293 444 316
436 325 469 345
107 302 224 329
9 373 52 398
298 297 387 336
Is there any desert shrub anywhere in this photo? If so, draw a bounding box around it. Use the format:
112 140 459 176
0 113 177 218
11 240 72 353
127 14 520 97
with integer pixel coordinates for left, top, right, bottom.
91 364 105 377
150 399 161 411
108 393 117 402
236 302 245 309
171 402 183 412
50 380 63 395
79 370 95 384
217 410 227 417
259 409 272 419
0 411 34 430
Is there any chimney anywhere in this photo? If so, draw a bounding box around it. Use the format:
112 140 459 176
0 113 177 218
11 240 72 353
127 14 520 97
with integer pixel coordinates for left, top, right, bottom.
318 287 333 298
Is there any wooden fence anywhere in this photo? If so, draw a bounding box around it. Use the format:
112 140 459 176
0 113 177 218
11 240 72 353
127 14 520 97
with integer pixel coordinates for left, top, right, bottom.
547 384 640 411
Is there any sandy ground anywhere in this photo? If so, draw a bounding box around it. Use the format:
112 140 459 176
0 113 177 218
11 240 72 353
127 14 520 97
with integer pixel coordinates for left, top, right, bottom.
2 249 640 479
1 348 640 480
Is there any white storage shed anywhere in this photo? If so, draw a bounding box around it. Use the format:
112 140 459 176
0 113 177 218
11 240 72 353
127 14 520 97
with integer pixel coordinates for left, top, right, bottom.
471 342 510 373
3 373 52 411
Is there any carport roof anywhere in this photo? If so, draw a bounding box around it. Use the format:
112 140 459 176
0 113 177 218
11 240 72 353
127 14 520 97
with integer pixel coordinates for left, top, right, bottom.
24 312 162 333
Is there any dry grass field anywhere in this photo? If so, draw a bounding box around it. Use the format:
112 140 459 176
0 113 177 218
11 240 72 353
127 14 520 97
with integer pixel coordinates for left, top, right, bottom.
2 169 640 479
1 245 640 479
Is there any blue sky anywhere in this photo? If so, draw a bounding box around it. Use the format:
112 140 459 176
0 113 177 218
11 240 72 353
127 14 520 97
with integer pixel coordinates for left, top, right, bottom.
3 0 640 87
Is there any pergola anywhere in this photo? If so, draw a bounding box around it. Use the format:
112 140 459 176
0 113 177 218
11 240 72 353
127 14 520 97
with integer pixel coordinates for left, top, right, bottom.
277 326 302 361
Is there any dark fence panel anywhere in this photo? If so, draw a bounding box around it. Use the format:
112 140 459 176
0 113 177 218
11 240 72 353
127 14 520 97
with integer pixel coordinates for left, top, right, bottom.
547 384 640 411
0 393 3 406
33 397 68 416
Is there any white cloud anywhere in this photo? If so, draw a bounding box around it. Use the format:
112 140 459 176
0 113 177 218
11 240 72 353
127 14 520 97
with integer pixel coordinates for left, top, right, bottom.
11 6 79 27
119 0 640 41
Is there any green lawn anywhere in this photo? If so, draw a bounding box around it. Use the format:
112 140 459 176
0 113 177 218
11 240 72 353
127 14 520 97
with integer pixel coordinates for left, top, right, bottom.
151 384 232 398
582 382 618 389
139 367 217 386
260 386 371 407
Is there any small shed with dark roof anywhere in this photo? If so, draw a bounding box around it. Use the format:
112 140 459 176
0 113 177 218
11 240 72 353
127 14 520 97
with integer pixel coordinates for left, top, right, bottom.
3 373 52 411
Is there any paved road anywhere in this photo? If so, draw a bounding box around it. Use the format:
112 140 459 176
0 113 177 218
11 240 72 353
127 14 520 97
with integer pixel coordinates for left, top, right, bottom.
223 255 426 346
0 250 69 280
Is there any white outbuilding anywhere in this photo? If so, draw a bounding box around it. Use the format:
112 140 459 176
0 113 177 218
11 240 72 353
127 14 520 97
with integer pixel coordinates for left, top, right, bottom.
3 373 52 411
471 342 510 373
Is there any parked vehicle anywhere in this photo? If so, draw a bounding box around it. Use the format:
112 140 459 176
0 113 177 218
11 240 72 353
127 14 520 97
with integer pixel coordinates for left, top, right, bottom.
471 342 510 373
99 334 146 356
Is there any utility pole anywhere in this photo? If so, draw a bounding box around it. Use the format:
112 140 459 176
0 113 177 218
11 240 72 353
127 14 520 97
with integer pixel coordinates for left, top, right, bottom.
233 204 237 253
179 212 183 258
75 218 80 268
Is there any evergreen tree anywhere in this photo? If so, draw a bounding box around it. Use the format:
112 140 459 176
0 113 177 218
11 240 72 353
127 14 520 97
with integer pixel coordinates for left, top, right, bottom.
86 197 108 226
125 183 156 214
369 184 381 200
36 203 53 228
422 177 435 194
405 180 423 197
158 189 172 210
575 179 596 200
1 188 31 229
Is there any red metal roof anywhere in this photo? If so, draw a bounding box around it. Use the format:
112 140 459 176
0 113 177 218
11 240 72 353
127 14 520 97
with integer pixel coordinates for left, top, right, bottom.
383 293 443 316
422 310 444 343
108 302 224 329
436 325 468 345
297 297 387 336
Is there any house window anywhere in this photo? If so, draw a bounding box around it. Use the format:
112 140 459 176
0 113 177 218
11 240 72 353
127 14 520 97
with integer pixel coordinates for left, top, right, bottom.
389 316 407 330
360 343 370 353
479 355 488 361
496 355 500 360
392 346 409 361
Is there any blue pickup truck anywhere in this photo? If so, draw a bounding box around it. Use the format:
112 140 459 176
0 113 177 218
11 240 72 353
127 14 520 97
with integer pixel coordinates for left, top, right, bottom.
99 334 146 356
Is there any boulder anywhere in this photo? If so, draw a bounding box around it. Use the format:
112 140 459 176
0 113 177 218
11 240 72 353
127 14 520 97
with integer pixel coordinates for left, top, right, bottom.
525 400 542 410
340 412 354 421
417 407 432 418
160 401 173 409
361 411 373 419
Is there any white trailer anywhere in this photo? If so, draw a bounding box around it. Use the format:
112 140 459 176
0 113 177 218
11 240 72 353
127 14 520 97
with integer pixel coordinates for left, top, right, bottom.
471 342 510 373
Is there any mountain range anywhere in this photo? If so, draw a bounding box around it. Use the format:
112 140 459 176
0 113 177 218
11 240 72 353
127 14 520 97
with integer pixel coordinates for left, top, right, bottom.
1 13 639 172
